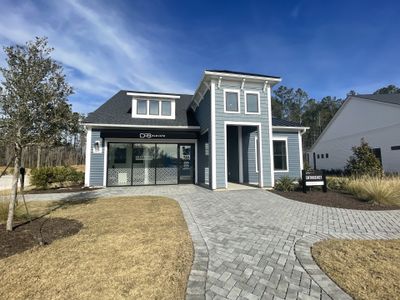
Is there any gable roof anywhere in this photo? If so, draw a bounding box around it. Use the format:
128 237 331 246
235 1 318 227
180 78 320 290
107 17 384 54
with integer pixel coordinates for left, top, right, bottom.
354 93 400 106
84 90 199 127
206 69 281 80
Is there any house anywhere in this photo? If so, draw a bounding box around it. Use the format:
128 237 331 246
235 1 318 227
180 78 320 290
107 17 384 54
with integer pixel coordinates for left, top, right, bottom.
308 93 400 172
83 70 308 189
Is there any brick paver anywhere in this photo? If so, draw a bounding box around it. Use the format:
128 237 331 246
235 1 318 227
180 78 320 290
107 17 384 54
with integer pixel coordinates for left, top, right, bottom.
25 185 400 300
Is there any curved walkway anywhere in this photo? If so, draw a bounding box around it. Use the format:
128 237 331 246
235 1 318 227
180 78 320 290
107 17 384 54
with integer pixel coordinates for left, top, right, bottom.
25 185 400 300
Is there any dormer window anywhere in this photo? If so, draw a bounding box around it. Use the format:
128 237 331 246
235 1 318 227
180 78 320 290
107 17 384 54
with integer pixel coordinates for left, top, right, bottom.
129 92 179 119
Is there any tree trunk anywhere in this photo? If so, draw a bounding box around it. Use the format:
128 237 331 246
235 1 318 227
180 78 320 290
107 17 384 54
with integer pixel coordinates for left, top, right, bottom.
6 144 22 231
37 146 41 168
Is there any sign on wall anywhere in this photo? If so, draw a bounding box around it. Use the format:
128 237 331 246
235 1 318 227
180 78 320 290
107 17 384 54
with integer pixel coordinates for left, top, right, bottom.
302 169 327 193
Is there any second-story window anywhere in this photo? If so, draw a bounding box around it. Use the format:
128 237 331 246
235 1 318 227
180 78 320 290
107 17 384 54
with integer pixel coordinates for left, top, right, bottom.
224 90 240 113
161 101 171 116
149 100 159 115
245 92 260 114
133 99 175 119
137 100 147 115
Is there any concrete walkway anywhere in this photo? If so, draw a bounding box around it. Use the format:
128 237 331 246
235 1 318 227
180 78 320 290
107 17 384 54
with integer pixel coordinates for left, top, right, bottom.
25 185 400 300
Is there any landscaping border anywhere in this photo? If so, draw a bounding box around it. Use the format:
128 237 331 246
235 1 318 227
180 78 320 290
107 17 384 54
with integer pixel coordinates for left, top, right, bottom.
179 199 209 300
294 232 400 300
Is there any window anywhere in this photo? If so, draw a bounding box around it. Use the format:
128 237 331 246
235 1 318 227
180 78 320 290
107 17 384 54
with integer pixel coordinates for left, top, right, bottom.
149 100 159 115
137 100 147 115
161 101 171 116
321 154 324 159
132 99 175 119
391 145 400 150
317 154 320 159
224 90 239 113
326 153 329 158
273 139 288 171
245 92 260 113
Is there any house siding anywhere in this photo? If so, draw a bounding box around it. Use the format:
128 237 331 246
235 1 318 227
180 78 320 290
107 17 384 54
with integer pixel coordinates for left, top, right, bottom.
273 131 301 181
242 126 258 184
214 79 273 188
89 129 104 186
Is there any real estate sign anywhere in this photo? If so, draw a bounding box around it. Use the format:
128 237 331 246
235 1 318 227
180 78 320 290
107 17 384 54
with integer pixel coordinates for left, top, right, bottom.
302 169 327 193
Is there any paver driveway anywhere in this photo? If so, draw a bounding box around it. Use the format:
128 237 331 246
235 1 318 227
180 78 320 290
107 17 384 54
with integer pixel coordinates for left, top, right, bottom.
26 185 400 299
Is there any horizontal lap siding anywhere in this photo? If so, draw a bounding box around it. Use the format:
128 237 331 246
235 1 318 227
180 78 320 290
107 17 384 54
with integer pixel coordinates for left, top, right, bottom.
214 80 272 188
89 130 104 186
273 131 301 181
242 127 258 184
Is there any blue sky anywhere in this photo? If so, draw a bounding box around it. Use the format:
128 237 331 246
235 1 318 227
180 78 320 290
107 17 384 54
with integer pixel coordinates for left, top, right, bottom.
0 0 399 113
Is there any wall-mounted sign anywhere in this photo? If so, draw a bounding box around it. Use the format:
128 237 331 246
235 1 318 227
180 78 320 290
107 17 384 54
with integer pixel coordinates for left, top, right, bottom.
302 169 327 193
139 133 166 139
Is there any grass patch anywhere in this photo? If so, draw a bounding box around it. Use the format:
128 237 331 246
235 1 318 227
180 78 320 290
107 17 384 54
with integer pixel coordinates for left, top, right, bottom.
0 200 57 224
312 239 400 300
0 196 193 300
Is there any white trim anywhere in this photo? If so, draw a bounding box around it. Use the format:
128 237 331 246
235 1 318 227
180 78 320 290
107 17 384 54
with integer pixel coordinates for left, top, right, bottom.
84 127 92 187
298 131 304 177
272 126 309 131
127 92 180 99
131 98 176 119
267 85 275 187
223 89 241 114
211 81 217 190
103 140 108 186
195 140 198 184
255 136 259 173
244 90 261 115
204 71 282 84
223 121 263 188
273 136 289 172
82 123 200 130
238 126 243 183
258 127 264 188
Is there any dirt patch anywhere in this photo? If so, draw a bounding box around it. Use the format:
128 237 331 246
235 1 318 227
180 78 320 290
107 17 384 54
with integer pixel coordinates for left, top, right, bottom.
272 190 399 210
0 218 83 259
312 239 400 300
0 196 193 300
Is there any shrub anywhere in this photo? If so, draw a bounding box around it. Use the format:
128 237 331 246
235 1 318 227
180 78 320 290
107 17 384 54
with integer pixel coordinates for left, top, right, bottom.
327 177 349 191
345 177 400 206
275 176 296 192
31 166 84 189
345 138 383 177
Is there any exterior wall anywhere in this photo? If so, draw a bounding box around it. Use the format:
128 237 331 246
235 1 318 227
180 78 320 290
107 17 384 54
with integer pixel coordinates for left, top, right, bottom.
194 90 211 187
89 129 105 186
310 98 400 172
273 131 302 181
214 79 273 188
242 126 259 184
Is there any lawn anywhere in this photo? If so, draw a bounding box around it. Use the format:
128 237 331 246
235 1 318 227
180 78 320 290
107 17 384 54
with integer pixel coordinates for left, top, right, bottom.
312 239 400 300
0 196 193 300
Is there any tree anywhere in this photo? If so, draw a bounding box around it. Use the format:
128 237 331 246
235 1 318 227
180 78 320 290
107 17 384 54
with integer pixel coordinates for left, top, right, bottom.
373 84 400 95
273 86 309 123
345 138 383 177
0 37 79 231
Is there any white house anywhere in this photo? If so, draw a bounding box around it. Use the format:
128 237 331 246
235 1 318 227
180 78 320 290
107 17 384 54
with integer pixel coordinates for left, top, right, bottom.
308 93 400 173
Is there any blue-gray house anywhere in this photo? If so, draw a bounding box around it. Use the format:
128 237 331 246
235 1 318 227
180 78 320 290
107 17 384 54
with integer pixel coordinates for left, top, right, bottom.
83 70 308 189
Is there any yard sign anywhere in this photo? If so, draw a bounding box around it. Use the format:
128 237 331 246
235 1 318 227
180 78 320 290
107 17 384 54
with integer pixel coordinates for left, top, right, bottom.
302 170 327 193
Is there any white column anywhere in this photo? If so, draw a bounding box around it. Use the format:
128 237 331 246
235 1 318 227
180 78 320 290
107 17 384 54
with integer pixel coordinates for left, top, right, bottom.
84 127 92 187
258 126 264 188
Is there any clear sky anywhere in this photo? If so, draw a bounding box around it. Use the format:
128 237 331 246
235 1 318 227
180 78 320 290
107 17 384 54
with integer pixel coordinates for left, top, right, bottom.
0 0 399 113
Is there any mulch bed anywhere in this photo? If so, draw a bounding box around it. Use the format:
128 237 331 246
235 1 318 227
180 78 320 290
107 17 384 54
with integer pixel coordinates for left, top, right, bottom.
0 218 83 259
26 186 99 194
272 190 400 210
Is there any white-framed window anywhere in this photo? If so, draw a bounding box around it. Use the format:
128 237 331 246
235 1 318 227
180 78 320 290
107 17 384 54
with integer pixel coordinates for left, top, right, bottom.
132 98 176 119
273 137 289 172
255 136 259 173
245 91 260 114
224 89 240 113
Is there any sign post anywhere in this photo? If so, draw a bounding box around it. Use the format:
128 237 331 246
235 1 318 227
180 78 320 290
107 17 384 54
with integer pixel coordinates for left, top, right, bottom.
302 169 327 193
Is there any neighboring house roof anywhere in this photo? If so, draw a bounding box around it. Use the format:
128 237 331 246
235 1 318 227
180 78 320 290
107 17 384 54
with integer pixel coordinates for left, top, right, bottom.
206 69 282 80
84 90 199 127
354 93 400 106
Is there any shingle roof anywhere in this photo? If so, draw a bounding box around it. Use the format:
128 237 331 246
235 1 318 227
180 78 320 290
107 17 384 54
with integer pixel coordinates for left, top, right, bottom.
84 90 199 127
354 93 400 106
272 118 302 127
206 70 281 79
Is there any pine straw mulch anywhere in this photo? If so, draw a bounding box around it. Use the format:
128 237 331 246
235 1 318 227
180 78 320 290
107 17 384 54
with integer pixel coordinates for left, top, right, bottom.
312 239 400 300
0 196 193 300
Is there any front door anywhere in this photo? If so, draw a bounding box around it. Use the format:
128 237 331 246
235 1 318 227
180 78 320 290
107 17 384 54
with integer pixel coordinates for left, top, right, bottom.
179 144 194 183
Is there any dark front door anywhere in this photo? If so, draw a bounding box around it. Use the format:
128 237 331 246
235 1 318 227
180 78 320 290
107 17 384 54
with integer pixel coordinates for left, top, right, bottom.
179 144 194 183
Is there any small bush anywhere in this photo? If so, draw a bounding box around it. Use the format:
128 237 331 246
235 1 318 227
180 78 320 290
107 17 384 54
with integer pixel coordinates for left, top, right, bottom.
345 177 400 205
31 166 84 189
327 177 349 191
275 176 296 192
